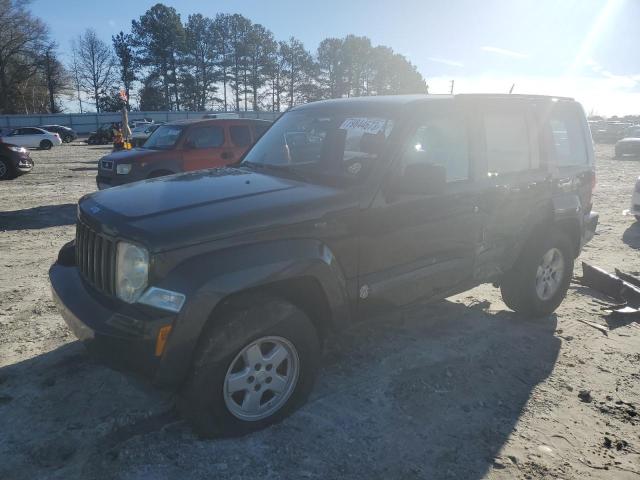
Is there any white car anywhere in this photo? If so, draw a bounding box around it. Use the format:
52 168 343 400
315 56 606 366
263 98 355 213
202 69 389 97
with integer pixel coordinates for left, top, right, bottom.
631 177 640 221
0 127 62 150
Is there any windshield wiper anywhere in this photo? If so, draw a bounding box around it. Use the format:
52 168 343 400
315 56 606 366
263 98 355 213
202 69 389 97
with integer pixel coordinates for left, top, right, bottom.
242 162 309 182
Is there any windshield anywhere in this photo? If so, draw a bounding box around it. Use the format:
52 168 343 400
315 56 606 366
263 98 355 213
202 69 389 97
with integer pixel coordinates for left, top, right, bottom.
143 125 183 150
242 110 395 183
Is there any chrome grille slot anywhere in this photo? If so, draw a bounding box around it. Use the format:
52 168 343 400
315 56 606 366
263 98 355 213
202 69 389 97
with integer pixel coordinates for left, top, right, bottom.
76 220 116 296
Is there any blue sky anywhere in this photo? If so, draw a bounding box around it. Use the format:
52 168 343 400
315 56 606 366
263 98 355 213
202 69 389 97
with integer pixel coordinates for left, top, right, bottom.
32 0 640 115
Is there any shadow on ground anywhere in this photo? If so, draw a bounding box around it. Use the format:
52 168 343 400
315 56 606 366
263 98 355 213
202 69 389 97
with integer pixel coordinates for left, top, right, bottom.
0 203 76 231
623 222 640 249
0 300 560 480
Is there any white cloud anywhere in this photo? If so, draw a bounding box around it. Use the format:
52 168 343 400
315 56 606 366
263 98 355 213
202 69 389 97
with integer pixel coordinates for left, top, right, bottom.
580 58 639 91
427 57 464 68
481 46 528 59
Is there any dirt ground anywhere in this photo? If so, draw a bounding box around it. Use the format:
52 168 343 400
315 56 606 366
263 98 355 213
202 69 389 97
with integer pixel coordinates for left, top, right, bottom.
0 142 639 480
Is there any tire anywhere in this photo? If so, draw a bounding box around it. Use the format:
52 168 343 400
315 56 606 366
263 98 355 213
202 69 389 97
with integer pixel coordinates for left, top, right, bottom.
39 140 53 150
178 294 321 438
500 229 574 317
0 158 14 180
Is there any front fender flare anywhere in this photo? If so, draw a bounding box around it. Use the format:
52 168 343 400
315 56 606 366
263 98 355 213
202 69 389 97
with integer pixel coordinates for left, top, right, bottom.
154 239 350 387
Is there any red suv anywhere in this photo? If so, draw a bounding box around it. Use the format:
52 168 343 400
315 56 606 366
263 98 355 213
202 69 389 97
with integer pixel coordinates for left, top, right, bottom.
96 118 271 189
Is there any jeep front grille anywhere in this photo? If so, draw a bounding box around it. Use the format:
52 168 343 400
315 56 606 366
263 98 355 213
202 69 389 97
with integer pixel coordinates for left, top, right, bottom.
75 220 116 295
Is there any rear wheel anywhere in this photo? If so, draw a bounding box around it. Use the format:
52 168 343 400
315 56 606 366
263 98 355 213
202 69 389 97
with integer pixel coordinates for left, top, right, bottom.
39 140 53 150
178 294 321 438
500 229 574 317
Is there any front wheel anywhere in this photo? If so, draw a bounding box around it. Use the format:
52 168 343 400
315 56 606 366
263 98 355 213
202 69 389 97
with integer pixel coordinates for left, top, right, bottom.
500 229 574 317
178 294 320 438
0 158 14 180
39 140 53 150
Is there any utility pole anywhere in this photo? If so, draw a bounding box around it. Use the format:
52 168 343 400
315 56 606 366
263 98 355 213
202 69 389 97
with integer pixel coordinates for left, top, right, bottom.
449 80 455 94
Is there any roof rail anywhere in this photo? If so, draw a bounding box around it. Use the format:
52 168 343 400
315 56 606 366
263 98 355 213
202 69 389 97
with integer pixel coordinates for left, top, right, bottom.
456 93 575 101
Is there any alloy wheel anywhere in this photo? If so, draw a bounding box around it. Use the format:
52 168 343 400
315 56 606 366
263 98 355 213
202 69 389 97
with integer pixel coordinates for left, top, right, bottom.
535 247 565 301
223 336 300 421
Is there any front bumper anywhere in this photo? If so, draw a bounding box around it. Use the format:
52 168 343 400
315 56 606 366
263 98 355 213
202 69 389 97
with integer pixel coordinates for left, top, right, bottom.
581 211 598 249
49 262 177 383
96 172 130 190
15 156 33 173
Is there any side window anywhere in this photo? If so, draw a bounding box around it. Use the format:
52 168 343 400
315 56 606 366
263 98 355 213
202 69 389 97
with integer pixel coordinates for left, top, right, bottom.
549 108 588 166
186 126 224 149
402 113 469 182
230 125 252 147
484 112 533 175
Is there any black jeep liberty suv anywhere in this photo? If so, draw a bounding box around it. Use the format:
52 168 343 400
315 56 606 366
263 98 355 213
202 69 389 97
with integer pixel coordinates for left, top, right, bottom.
50 94 598 437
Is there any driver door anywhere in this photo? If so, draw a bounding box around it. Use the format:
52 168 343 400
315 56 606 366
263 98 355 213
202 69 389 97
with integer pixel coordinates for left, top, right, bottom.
358 102 483 311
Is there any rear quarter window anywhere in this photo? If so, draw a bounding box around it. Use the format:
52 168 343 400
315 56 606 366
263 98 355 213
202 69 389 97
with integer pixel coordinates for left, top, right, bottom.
230 125 252 147
547 106 589 167
484 112 534 175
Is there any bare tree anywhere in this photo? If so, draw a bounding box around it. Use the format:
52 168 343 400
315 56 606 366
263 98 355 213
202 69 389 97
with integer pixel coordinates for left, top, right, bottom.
69 40 84 113
0 0 49 113
41 43 69 113
73 29 115 112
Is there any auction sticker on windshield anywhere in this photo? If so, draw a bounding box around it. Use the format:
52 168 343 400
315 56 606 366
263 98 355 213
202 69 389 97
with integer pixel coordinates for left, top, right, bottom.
339 118 387 135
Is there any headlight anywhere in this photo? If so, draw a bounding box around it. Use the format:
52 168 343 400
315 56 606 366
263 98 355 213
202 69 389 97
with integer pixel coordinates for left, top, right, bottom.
116 163 132 175
8 146 27 154
116 242 149 303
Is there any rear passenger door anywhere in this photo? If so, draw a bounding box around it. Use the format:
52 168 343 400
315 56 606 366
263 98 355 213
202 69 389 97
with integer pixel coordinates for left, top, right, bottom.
10 128 39 147
181 124 226 171
473 99 552 279
228 124 253 161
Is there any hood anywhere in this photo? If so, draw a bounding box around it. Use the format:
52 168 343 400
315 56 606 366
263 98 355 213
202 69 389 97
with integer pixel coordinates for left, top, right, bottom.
101 147 164 163
80 167 347 252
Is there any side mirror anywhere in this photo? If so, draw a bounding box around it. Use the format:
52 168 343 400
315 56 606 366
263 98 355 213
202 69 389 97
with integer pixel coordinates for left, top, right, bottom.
389 162 447 196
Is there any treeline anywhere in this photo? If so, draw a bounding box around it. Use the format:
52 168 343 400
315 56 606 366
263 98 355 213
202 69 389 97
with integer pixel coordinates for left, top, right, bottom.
0 0 69 114
0 1 428 114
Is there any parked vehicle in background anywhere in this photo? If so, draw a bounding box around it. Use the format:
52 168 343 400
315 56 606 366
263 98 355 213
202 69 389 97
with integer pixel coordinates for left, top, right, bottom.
96 118 271 189
131 123 162 147
87 124 115 145
615 135 640 159
591 121 632 143
0 141 33 179
0 127 62 149
52 94 598 437
40 125 77 143
202 113 240 119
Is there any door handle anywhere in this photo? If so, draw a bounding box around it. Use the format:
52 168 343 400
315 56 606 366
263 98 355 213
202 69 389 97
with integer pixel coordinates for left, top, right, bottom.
221 151 233 160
